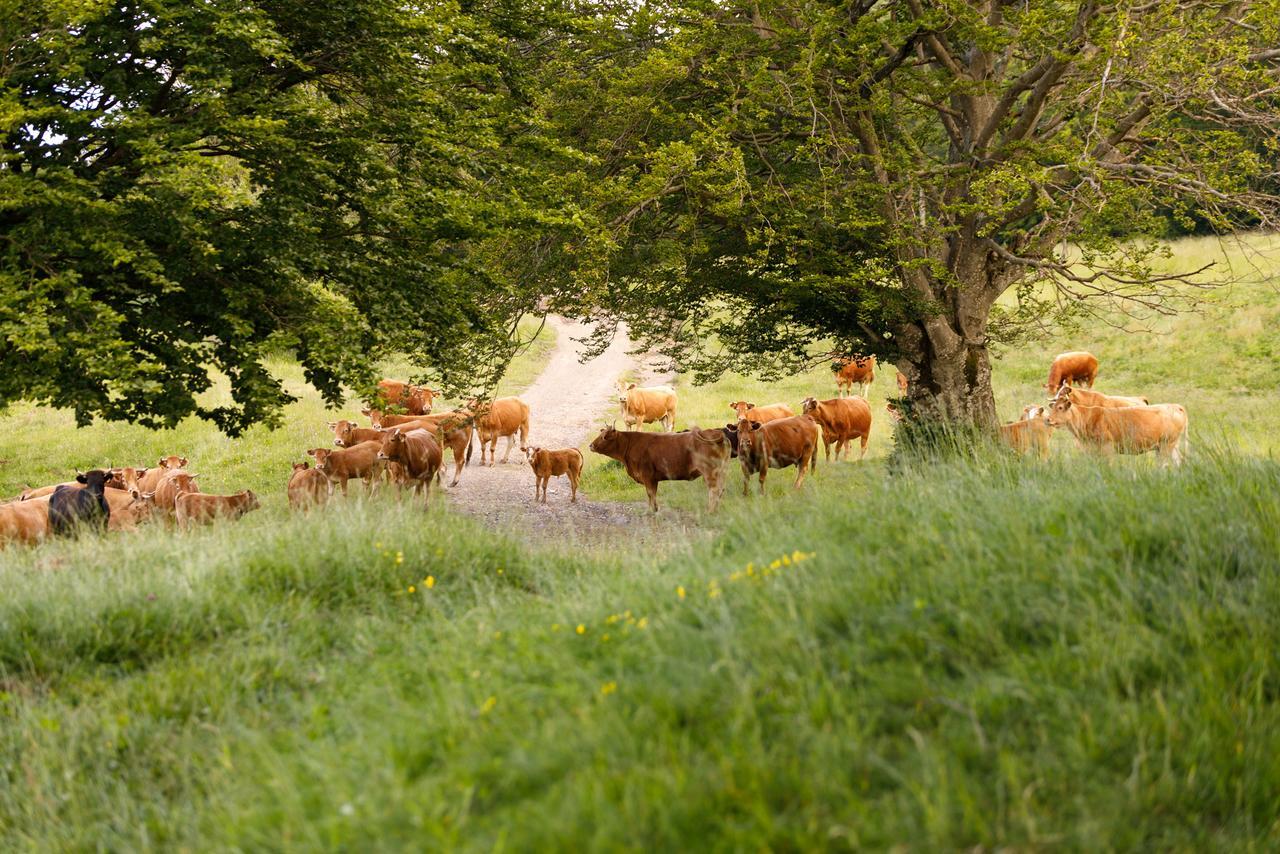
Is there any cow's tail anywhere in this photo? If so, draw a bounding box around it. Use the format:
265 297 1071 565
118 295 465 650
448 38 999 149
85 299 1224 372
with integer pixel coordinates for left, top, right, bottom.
520 409 530 452
465 430 474 465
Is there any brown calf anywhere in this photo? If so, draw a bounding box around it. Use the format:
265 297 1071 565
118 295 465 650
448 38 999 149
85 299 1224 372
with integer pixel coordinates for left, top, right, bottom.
589 425 730 513
801 396 872 461
176 490 261 530
377 429 443 506
288 461 331 510
137 456 188 493
154 470 201 515
1000 407 1053 460
735 415 819 495
525 447 584 503
307 441 385 495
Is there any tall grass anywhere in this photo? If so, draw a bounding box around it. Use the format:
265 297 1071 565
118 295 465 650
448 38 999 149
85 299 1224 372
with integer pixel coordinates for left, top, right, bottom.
0 448 1276 848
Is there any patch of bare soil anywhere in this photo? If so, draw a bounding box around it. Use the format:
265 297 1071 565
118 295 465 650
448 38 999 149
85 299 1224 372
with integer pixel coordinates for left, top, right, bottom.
440 316 685 544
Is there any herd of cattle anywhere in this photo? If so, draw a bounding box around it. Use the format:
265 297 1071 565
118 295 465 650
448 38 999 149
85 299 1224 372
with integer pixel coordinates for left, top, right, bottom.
0 352 1188 546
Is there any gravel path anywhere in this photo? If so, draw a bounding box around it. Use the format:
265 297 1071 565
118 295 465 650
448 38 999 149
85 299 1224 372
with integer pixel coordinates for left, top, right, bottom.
442 316 676 542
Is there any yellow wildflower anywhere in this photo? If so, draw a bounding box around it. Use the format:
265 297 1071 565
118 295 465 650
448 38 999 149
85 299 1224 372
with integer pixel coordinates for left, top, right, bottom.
407 585 416 594
395 551 404 565
602 633 610 642
913 598 925 610
637 617 648 629
677 586 686 600
425 576 435 589
600 681 618 696
781 554 791 566
479 696 497 715
770 559 781 570
576 624 586 635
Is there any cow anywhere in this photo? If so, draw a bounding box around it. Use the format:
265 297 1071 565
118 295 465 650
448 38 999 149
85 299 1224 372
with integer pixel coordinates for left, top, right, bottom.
1061 385 1149 408
394 410 474 486
896 370 908 395
377 428 443 505
376 380 438 415
467 397 530 466
361 408 430 429
19 467 132 500
175 490 261 530
616 382 678 431
728 401 794 424
1046 351 1099 393
106 488 158 531
801 396 872 461
109 466 148 493
0 497 51 545
735 415 819 495
330 419 384 448
307 441 385 496
525 447 584 503
153 470 201 515
138 456 188 493
288 461 331 510
1045 389 1188 465
1000 406 1053 459
588 425 730 513
49 469 112 536
833 355 875 398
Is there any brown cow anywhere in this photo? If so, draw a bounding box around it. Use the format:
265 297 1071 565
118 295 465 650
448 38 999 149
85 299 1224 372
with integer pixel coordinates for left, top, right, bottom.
1062 385 1148 408
392 410 474 486
376 429 443 505
307 441 385 496
467 397 530 465
175 490 261 530
525 447 584 503
376 380 438 415
833 355 875 398
1046 390 1188 465
153 470 200 515
801 396 872 461
138 456 188 493
1000 406 1053 459
1046 351 1099 393
735 415 819 495
0 496 50 545
589 425 729 513
330 419 383 447
288 461 331 510
617 382 678 431
728 401 794 424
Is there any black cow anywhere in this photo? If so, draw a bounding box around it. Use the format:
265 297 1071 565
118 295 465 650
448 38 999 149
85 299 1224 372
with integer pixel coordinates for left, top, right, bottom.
49 469 112 536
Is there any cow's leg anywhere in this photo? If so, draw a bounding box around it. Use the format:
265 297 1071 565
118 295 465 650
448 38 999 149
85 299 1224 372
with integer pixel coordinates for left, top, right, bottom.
741 464 751 496
338 477 349 497
450 444 464 487
644 480 659 512
501 433 516 463
705 467 724 513
823 434 833 462
793 454 808 489
757 460 768 496
569 471 579 503
859 434 869 460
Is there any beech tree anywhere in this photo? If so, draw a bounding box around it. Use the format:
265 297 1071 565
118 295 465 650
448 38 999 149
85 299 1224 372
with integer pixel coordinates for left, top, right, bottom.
0 0 550 434
532 0 1280 423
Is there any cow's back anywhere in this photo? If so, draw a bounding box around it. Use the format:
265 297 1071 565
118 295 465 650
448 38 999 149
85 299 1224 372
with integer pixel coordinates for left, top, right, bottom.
0 498 50 545
816 397 871 436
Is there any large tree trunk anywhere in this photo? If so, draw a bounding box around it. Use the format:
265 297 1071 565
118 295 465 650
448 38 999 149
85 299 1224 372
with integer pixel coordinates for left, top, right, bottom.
893 263 1001 427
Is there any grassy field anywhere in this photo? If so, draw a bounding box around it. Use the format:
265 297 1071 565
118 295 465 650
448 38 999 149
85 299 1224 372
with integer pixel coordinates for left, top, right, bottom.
1 236 1278 849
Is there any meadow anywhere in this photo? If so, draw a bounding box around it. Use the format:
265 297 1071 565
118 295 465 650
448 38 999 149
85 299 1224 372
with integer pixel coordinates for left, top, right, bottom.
0 236 1278 849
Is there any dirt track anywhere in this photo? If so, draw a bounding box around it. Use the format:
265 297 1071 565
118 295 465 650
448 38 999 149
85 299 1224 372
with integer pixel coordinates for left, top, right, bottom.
442 316 675 541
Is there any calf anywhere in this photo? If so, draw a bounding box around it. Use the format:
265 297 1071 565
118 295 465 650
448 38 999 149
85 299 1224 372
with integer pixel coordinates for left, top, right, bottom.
307 441 384 496
1000 406 1052 460
617 382 678 432
801 396 872 461
525 447 584 503
589 425 730 513
833 355 875 398
1046 390 1188 465
288 461 331 510
728 401 794 424
400 410 474 486
736 415 819 495
49 469 112 536
176 490 260 530
154 470 201 515
1046 351 1099 393
377 429 443 506
467 397 530 465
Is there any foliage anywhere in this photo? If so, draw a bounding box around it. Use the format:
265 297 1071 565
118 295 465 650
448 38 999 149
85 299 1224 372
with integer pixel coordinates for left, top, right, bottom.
528 0 1280 421
0 0 558 434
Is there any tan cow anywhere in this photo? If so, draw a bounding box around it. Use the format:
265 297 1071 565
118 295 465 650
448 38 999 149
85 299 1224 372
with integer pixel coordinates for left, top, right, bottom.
376 380 438 415
376 429 443 505
288 462 331 510
138 456 188 493
735 415 819 495
154 470 200 515
1062 386 1149 408
175 490 260 530
0 496 50 546
1000 406 1053 459
801 396 872 461
467 397 530 465
728 401 794 424
307 441 385 495
617 382 677 432
1046 351 1099 393
833 355 875 398
1046 390 1188 465
525 447 584 503
105 488 158 531
589 425 729 512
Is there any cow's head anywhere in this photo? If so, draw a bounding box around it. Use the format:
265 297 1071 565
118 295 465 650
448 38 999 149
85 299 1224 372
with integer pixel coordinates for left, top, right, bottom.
170 472 200 496
407 386 437 413
292 461 310 473
1046 394 1073 427
111 466 146 492
75 469 112 493
801 397 819 415
615 382 637 403
158 455 188 470
239 490 261 513
332 419 359 446
590 426 621 454
307 447 333 473
126 488 158 523
729 401 756 418
735 419 764 455
377 430 406 461
1021 404 1045 422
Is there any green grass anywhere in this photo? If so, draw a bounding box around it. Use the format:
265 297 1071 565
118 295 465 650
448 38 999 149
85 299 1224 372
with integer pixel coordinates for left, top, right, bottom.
1 236 1278 849
0 317 556 503
1 450 1277 848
